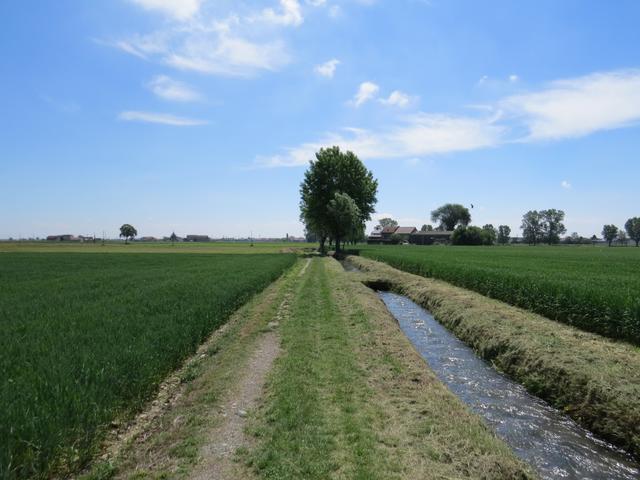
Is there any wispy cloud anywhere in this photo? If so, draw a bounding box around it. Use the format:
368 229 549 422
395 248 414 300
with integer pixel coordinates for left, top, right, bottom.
255 0 303 27
106 1 302 77
561 180 572 189
315 58 340 78
118 110 207 126
352 81 379 107
257 113 504 167
146 75 202 101
129 0 202 21
502 69 640 141
260 68 640 167
380 90 411 107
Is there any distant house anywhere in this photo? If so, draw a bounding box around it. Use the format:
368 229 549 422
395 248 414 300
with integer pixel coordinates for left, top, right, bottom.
368 226 418 244
395 226 417 240
409 230 453 245
381 226 399 239
46 234 77 242
139 236 157 242
184 235 210 242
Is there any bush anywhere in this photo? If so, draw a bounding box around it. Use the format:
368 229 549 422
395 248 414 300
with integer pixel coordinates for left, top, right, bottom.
452 226 484 245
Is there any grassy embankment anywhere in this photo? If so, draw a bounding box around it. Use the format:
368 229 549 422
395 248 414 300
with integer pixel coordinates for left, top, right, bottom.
0 252 295 479
359 245 640 344
247 258 532 479
348 255 640 459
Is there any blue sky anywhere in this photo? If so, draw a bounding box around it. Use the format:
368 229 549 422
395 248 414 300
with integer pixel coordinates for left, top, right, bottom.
2 0 640 239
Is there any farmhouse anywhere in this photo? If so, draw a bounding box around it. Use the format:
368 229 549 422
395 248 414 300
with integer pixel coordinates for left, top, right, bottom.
368 226 419 244
46 234 78 241
409 230 453 245
184 235 210 242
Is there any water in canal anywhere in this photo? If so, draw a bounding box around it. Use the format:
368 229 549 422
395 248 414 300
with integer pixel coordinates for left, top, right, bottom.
378 291 640 480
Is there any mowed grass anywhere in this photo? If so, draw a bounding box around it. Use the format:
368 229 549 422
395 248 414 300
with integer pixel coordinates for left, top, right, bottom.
0 252 295 479
360 245 640 344
0 241 314 255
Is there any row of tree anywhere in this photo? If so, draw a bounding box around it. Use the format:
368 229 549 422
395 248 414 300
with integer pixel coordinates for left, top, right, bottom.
603 218 640 247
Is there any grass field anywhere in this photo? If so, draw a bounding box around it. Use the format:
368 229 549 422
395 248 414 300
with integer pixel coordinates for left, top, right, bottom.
0 241 314 254
359 245 640 344
0 252 295 479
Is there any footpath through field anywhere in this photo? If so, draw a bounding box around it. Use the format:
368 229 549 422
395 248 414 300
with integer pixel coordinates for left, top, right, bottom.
92 256 532 479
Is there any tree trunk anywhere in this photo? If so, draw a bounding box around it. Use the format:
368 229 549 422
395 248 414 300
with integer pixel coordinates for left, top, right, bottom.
335 235 341 253
319 236 326 254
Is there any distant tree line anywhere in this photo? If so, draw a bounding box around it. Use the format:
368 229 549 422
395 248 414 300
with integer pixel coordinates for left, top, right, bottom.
602 218 640 247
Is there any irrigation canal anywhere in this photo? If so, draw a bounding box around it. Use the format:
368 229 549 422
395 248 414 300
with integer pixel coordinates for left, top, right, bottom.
378 291 640 480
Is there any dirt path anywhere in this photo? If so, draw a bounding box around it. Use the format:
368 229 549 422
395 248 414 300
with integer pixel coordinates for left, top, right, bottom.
188 331 280 480
187 275 294 480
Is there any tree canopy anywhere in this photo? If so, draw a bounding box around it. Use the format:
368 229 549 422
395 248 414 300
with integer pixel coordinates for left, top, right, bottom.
300 146 378 252
430 203 471 231
540 209 566 244
119 224 137 244
497 225 511 245
625 217 640 247
378 217 398 229
602 224 618 247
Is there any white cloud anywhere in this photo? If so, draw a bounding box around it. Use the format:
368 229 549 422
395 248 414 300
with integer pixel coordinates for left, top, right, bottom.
165 33 290 76
257 113 503 167
509 74 519 82
315 58 340 78
561 180 572 189
380 90 411 107
256 0 303 27
109 2 299 77
306 0 326 5
118 111 207 126
129 0 201 21
352 81 379 107
502 69 640 140
147 75 201 101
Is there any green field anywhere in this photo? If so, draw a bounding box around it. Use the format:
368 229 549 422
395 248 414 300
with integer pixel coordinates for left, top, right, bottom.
359 245 640 344
0 241 314 255
0 252 296 479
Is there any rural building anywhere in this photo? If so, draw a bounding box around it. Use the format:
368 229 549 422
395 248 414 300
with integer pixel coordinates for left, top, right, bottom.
184 235 210 242
367 226 419 244
139 236 157 242
381 226 399 240
46 234 78 241
409 231 454 245
395 226 417 240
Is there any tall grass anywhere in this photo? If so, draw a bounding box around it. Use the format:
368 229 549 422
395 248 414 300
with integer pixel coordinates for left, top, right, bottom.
0 252 295 479
360 245 640 344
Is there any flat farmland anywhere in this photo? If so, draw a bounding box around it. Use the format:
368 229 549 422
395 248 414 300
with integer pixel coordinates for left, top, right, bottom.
0 252 295 479
0 241 314 255
360 245 640 344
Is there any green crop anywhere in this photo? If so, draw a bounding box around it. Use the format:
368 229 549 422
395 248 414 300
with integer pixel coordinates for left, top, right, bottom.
0 252 295 479
360 245 640 344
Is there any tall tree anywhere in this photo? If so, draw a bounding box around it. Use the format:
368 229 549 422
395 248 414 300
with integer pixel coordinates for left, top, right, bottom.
625 217 640 247
300 146 378 253
617 229 628 246
540 209 566 244
602 224 618 247
481 224 497 245
378 217 398 229
326 193 361 252
169 232 177 245
430 203 471 231
420 224 434 232
521 211 543 245
119 224 137 244
497 225 511 245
